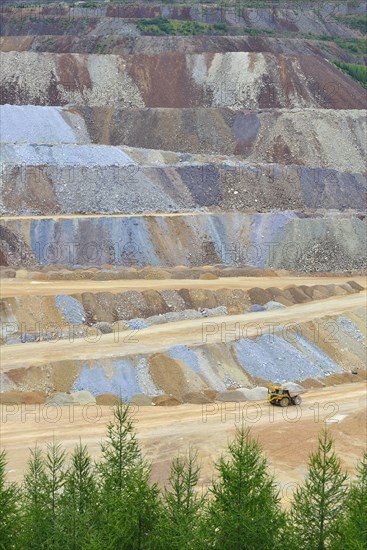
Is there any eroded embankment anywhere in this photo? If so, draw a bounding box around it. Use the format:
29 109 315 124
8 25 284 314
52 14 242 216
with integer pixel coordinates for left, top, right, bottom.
1 280 362 330
1 302 365 402
2 105 366 172
70 107 366 171
1 51 366 108
83 107 366 170
1 213 366 271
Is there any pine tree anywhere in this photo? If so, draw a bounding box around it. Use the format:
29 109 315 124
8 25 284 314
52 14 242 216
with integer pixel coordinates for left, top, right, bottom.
290 429 348 550
92 404 160 549
99 403 141 491
19 447 52 549
44 440 66 545
19 442 65 549
55 441 97 550
206 426 285 550
0 450 20 550
154 449 206 549
332 452 367 549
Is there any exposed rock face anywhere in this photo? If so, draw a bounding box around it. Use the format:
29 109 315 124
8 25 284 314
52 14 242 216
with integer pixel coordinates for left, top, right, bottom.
1 2 365 404
1 51 366 109
1 214 365 271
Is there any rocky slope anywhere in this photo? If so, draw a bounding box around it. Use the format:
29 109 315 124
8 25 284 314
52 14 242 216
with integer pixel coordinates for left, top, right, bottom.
0 1 365 402
1 51 366 108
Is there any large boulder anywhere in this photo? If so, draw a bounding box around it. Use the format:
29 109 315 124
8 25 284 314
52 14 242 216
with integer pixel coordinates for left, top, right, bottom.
130 394 153 406
71 391 96 405
152 395 182 406
217 386 268 402
263 301 287 311
240 386 268 400
249 304 266 312
96 394 122 406
199 272 218 280
203 389 218 401
347 280 364 291
95 321 114 334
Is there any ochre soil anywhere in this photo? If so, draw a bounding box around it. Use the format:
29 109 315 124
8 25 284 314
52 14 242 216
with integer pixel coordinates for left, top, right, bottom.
1 383 366 508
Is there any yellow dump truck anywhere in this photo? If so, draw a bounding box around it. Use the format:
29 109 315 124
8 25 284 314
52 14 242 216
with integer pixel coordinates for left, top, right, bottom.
267 384 303 407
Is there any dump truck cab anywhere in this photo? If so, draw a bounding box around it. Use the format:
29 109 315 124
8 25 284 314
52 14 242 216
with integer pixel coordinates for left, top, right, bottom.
267 384 302 407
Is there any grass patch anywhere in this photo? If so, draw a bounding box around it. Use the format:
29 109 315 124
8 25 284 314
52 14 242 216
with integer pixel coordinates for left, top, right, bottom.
333 36 367 56
297 33 366 56
136 17 228 36
333 60 367 88
239 28 365 58
79 1 98 7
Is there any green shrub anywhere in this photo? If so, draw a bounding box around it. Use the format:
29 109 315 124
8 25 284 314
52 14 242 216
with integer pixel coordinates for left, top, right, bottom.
242 27 275 36
290 430 349 549
80 1 98 8
136 17 228 36
333 60 367 88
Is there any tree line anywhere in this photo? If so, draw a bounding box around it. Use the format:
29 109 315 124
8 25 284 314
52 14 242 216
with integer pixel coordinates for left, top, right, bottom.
0 405 366 549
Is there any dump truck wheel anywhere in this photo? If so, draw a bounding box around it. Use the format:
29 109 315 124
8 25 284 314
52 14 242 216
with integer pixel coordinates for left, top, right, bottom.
280 397 290 407
293 396 302 406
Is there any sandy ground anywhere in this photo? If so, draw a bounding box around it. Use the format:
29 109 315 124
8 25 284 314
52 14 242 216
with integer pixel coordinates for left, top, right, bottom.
0 212 202 221
1 383 366 505
1 276 366 502
1 275 365 298
1 291 366 371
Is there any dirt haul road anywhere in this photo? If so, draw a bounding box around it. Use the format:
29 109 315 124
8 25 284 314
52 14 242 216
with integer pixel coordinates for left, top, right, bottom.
1 292 366 371
1 383 366 501
1 275 365 298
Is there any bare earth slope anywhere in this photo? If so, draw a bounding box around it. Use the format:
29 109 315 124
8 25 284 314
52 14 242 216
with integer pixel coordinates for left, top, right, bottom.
0 3 366 410
1 51 366 108
2 291 365 370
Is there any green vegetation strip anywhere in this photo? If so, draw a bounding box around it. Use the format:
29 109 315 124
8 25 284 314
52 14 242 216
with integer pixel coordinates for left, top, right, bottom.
137 17 228 35
333 60 367 88
241 27 366 59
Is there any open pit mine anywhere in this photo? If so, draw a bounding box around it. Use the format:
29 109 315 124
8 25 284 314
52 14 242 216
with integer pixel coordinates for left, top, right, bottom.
0 4 366 541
